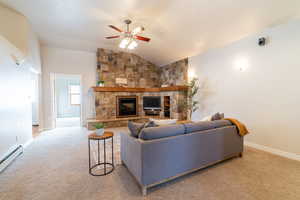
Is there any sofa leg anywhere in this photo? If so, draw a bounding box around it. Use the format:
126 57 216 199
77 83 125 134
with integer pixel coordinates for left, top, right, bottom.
239 152 243 157
142 186 147 196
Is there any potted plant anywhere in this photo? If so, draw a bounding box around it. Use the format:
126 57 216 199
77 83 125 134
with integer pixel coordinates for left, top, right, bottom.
94 123 105 136
187 78 199 120
178 78 199 120
97 80 105 87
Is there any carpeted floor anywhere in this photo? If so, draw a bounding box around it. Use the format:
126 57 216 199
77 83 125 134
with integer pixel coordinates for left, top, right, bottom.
0 127 299 200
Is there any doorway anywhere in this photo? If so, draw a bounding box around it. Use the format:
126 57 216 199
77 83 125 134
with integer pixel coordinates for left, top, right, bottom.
52 74 82 128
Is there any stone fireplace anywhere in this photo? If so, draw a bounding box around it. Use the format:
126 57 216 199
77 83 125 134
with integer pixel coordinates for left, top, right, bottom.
92 88 188 125
87 48 189 129
116 96 138 118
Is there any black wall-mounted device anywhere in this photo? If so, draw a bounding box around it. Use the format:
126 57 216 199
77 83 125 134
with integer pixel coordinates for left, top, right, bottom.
258 37 266 46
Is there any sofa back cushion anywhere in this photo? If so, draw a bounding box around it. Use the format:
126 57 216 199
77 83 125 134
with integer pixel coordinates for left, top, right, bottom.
139 124 185 140
184 120 231 134
150 118 177 126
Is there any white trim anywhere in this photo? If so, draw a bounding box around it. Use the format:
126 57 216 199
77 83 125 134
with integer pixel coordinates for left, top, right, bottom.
245 141 300 161
54 73 82 79
0 146 23 173
0 144 20 163
22 138 33 149
50 73 56 129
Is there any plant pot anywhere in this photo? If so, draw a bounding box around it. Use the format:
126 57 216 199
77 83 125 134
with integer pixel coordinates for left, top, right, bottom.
95 128 104 136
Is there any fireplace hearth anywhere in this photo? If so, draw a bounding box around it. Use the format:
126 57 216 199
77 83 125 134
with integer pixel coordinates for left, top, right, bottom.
116 96 138 118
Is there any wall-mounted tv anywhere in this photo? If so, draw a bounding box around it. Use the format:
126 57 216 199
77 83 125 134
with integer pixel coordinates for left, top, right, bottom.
143 96 161 110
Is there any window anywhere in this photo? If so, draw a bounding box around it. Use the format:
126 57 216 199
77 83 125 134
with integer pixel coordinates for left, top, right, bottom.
69 85 80 105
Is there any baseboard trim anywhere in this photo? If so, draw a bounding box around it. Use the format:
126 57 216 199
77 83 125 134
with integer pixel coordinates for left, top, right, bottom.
0 145 23 173
245 141 300 161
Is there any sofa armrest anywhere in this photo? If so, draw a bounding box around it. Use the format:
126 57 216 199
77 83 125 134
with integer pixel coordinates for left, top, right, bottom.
120 132 143 185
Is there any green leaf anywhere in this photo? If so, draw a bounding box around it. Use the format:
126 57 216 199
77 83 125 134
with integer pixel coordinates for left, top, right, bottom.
94 123 104 129
193 107 199 112
186 77 199 117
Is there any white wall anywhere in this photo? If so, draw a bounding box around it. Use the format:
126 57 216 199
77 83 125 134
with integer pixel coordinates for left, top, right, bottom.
31 73 39 125
27 28 41 73
189 20 300 156
0 4 41 73
41 46 96 129
0 5 41 163
0 4 42 128
0 35 32 161
0 4 28 55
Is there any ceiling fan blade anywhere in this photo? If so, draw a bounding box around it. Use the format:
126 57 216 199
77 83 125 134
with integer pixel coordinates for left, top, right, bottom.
108 25 123 32
135 35 151 42
105 35 120 39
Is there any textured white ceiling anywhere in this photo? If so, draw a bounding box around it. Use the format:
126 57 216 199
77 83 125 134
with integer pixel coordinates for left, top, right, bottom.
1 0 300 65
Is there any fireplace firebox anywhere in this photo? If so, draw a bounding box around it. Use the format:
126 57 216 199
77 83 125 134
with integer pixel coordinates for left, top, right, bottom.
116 96 138 118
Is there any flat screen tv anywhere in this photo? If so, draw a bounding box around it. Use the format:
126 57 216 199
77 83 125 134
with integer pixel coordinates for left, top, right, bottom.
143 96 161 110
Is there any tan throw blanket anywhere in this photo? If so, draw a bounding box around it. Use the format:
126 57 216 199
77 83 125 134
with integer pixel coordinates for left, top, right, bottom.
224 118 249 136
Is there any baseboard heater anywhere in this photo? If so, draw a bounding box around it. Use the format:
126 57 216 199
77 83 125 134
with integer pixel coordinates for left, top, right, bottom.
0 145 23 173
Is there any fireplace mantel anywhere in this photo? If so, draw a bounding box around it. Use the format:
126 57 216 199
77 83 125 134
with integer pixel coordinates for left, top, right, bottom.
92 85 188 92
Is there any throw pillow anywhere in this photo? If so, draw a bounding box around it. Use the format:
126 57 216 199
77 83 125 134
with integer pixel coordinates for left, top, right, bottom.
128 121 144 138
128 121 158 138
211 112 225 121
220 112 225 119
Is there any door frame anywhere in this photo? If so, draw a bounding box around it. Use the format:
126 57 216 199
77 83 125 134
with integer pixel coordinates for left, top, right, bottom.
50 73 83 128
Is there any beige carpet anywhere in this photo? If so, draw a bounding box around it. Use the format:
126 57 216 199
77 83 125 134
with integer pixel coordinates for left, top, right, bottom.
0 127 299 200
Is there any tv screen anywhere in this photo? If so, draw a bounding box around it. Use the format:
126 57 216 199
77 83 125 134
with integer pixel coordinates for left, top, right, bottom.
143 96 161 109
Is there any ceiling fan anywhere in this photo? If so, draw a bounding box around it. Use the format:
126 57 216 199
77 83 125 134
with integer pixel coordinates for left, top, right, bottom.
105 19 151 50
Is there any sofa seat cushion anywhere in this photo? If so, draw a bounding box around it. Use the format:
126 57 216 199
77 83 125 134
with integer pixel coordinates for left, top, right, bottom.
184 120 231 134
139 124 185 140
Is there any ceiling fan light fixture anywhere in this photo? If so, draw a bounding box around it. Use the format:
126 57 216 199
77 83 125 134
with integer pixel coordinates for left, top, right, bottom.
119 38 130 48
108 20 150 49
127 40 138 50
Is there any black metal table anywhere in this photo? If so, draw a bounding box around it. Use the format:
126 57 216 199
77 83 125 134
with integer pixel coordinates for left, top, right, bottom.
88 132 114 176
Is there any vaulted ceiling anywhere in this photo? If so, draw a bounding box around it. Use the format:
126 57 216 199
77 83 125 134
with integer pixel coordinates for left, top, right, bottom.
1 0 300 65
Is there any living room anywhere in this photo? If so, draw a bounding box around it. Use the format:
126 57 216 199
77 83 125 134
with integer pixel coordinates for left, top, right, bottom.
0 0 299 199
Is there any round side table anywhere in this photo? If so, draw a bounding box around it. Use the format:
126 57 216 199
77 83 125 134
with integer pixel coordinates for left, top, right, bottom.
88 131 114 176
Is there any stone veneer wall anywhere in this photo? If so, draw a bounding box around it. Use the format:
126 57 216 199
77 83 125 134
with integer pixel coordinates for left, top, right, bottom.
95 91 187 122
97 48 161 87
159 58 188 86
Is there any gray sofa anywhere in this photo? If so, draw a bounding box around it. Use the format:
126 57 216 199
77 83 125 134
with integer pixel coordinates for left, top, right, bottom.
121 120 243 195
